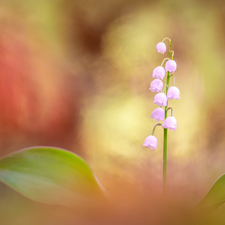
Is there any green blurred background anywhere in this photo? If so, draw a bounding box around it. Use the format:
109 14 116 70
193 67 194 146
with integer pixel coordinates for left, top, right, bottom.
0 0 225 224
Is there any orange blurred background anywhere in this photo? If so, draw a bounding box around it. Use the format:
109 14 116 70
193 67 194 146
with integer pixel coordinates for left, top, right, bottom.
0 0 225 224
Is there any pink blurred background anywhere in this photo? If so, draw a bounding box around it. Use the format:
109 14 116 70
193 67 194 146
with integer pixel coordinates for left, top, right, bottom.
0 0 225 224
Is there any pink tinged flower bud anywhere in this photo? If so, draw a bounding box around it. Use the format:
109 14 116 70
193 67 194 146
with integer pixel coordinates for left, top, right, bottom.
165 60 177 73
167 86 181 100
152 66 166 80
151 107 165 121
142 135 157 150
156 42 166 54
149 79 163 92
162 116 177 131
153 93 167 107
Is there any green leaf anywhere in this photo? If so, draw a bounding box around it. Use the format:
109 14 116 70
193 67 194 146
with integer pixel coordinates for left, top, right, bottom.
195 174 225 215
0 147 107 208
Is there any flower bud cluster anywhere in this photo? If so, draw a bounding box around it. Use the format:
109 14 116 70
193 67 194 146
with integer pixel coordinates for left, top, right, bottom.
143 38 180 150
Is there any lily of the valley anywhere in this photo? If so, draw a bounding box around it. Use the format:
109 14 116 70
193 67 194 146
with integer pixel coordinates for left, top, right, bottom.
151 108 165 121
167 86 180 100
152 66 166 80
149 79 163 92
162 116 177 131
153 93 167 107
165 60 177 73
156 42 166 54
142 135 158 150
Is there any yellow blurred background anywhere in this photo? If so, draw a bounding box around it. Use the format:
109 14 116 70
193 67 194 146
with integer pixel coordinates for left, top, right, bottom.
0 0 225 224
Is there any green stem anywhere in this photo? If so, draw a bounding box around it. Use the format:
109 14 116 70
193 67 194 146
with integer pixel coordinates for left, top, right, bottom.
162 84 167 93
163 72 169 198
152 123 162 135
161 58 170 67
162 37 171 43
168 40 171 58
169 74 175 86
170 50 174 59
167 107 173 116
163 39 171 199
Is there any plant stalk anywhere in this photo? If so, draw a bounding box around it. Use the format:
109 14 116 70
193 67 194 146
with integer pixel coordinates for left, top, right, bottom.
163 40 171 198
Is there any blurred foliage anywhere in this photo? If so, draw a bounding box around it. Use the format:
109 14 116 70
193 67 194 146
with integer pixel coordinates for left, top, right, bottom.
0 147 106 208
0 0 225 224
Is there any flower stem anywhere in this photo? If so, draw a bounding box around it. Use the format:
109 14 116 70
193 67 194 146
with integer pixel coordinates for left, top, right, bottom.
161 58 170 67
163 73 169 198
162 37 171 43
152 123 162 135
163 39 171 199
170 50 174 59
169 74 175 86
162 84 167 93
167 107 173 116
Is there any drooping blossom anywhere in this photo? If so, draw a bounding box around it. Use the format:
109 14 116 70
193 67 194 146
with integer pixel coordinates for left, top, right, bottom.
165 60 177 73
156 42 166 54
152 66 166 80
151 108 165 121
142 135 158 150
162 116 177 131
167 86 180 100
153 93 167 107
149 79 163 92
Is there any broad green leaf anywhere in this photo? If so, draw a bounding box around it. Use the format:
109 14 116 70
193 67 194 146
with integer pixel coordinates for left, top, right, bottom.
195 174 225 215
0 147 107 208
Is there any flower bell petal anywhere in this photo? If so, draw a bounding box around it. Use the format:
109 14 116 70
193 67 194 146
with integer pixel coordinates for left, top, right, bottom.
151 108 165 121
149 79 163 92
153 93 167 107
142 135 158 150
156 42 166 54
152 66 166 80
167 86 180 100
165 60 177 73
162 116 177 131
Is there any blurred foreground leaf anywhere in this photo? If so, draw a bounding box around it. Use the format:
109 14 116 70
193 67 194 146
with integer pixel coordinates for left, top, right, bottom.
0 147 106 208
195 174 225 215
